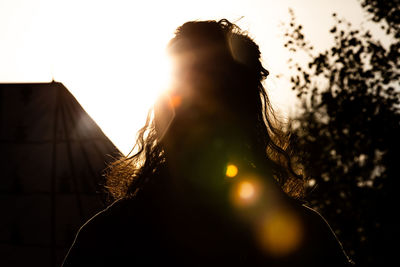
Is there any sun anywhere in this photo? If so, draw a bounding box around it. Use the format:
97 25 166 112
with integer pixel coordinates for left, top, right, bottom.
52 1 179 155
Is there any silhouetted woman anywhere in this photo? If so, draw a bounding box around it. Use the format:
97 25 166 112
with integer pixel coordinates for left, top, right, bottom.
62 19 354 266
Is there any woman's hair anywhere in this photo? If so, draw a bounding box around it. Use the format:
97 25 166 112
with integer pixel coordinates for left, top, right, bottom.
105 19 304 201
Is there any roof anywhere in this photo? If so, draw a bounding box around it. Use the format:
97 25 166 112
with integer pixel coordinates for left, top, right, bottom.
0 82 120 266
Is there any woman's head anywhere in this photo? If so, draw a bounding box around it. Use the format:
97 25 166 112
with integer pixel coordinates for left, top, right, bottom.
156 20 269 156
105 19 304 201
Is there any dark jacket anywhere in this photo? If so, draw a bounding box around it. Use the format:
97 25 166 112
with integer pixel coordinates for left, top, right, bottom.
62 177 353 267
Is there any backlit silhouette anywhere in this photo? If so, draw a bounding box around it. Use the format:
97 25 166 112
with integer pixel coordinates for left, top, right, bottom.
62 19 353 266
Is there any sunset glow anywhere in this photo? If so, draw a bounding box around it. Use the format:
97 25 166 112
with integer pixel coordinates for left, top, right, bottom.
0 0 368 154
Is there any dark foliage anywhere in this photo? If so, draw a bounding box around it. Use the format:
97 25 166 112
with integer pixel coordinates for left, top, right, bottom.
359 0 400 37
284 2 400 266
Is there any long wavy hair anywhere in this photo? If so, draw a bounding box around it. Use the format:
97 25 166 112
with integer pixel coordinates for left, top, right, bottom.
105 19 304 201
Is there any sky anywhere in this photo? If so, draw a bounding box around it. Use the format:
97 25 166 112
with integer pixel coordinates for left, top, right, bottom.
0 0 375 154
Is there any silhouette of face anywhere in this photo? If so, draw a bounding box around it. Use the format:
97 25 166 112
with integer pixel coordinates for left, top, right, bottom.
165 53 224 141
155 45 242 181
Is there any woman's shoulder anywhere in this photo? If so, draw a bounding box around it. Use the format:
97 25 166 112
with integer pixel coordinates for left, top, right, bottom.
297 203 343 246
61 196 155 266
292 201 355 266
76 198 138 233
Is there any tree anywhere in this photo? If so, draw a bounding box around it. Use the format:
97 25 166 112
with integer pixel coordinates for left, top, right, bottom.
359 0 400 37
284 2 400 266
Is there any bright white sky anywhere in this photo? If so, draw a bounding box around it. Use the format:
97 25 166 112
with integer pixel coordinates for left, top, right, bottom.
0 0 373 154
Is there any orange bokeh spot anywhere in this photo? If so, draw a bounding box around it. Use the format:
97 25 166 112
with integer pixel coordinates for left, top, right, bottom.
169 95 182 108
238 181 255 199
226 164 238 178
230 178 263 208
258 209 303 257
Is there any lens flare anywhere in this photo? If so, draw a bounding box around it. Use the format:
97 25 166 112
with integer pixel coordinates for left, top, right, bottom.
238 181 255 199
226 164 238 178
258 209 303 257
169 94 182 108
230 177 263 208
